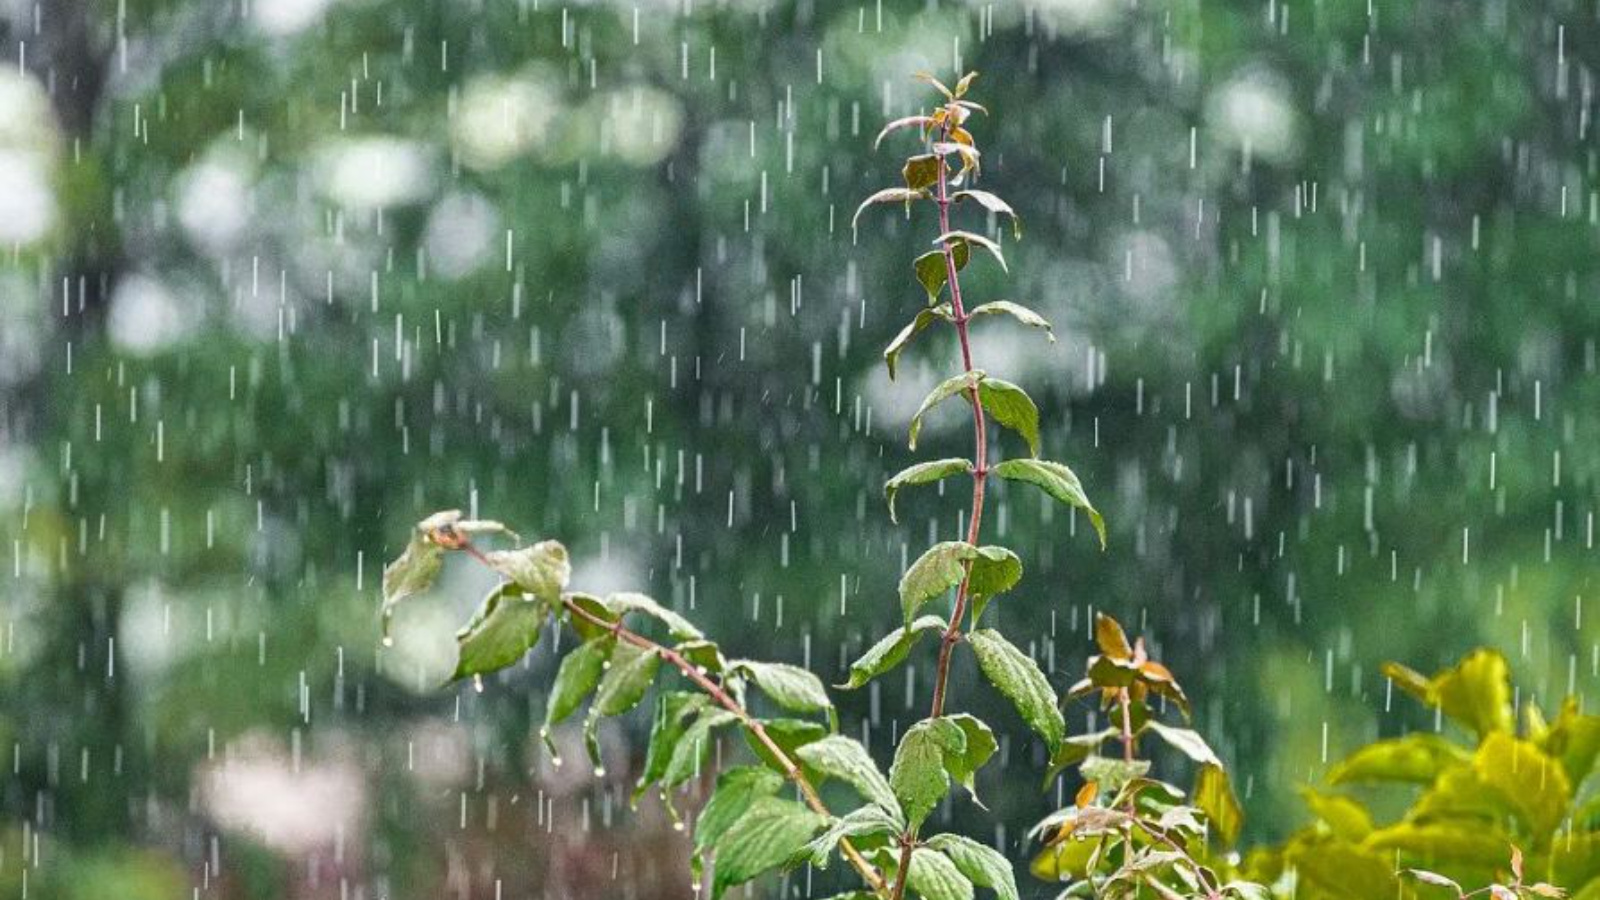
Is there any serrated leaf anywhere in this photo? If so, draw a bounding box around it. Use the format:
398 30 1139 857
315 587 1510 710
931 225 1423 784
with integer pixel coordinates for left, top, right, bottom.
976 378 1039 458
900 541 977 623
904 154 943 191
635 691 708 803
967 628 1064 752
1328 732 1472 785
795 735 901 817
952 190 1021 238
914 244 970 301
907 846 975 900
540 635 614 757
1195 763 1243 846
709 796 826 899
482 540 570 602
854 187 926 229
450 582 545 682
1145 721 1222 768
875 115 937 149
884 458 971 522
890 718 967 828
804 806 902 869
839 616 947 690
694 766 786 856
967 301 1051 340
933 230 1005 271
604 591 702 641
883 305 954 381
909 371 983 451
966 546 1022 602
990 458 1105 548
945 713 998 800
663 708 739 789
732 660 834 718
925 834 1017 900
583 641 660 765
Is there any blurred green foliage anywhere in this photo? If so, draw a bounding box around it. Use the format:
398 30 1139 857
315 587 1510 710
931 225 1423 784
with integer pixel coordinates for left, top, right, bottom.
1 0 1598 897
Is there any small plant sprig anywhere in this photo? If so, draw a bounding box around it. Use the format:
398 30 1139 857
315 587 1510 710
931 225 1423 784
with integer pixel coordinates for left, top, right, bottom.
380 510 894 900
1029 613 1264 900
848 71 1106 900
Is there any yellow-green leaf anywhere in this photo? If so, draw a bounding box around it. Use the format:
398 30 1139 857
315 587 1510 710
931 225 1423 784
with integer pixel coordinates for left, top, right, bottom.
1475 732 1572 841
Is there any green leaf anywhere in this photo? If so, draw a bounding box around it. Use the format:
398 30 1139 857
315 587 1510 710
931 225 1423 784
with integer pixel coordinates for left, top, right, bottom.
450 582 545 682
540 635 614 756
1043 729 1117 786
1080 755 1151 792
990 458 1105 548
663 708 740 789
635 691 708 803
1474 732 1572 840
1281 833 1398 900
890 718 967 828
694 766 786 857
1362 822 1512 868
1384 649 1514 739
966 629 1064 752
914 244 969 301
900 541 977 623
966 301 1051 340
1542 696 1600 786
904 154 943 191
709 796 825 900
909 371 983 451
854 187 926 229
944 713 998 799
951 190 1021 238
932 230 1005 271
1145 721 1222 767
1194 763 1243 846
746 718 830 775
563 590 620 641
1297 786 1374 843
874 115 937 150
482 539 570 602
976 378 1039 458
907 846 976 900
732 660 834 719
839 616 947 690
1328 732 1472 785
883 305 955 382
925 834 1018 900
380 513 453 638
794 735 901 817
583 641 661 766
965 546 1022 622
803 806 902 868
885 458 972 523
603 591 702 641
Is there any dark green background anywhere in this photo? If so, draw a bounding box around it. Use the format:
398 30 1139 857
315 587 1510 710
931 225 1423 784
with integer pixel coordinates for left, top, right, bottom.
1 0 1595 896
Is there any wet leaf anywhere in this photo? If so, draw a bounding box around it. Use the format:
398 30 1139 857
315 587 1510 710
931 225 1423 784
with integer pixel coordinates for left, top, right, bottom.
908 370 983 451
709 796 825 899
890 717 967 828
1194 763 1243 846
1093 612 1133 659
899 541 977 623
967 628 1064 752
839 615 947 689
913 243 969 300
990 458 1104 546
884 457 971 523
482 539 570 602
694 766 785 857
933 230 1006 271
794 735 901 817
975 377 1039 458
952 189 1020 238
904 154 943 191
907 846 975 900
874 115 938 149
732 660 834 719
883 304 955 381
604 591 702 641
966 300 1051 339
540 635 615 756
450 582 545 682
635 691 708 803
854 187 926 229
1328 732 1473 785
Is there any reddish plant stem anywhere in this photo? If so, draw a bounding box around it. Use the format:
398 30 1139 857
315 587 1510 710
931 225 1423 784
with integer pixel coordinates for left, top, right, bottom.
894 108 991 900
926 116 988 722
456 540 891 900
1118 688 1135 764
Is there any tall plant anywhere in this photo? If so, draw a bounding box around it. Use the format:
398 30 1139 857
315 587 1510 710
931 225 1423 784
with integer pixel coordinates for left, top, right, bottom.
377 73 1253 900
